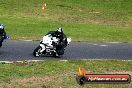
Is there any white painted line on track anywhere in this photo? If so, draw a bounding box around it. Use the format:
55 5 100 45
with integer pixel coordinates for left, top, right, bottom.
0 59 131 64
22 40 33 41
99 45 108 47
59 60 68 62
18 40 33 41
75 59 132 61
93 44 98 45
0 60 44 64
108 42 121 43
0 61 13 64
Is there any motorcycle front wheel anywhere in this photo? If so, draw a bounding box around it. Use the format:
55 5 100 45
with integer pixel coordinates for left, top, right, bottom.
33 46 42 57
0 42 2 48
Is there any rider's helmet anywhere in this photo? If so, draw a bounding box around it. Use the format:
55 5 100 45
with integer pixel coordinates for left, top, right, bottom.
0 24 4 30
56 27 63 33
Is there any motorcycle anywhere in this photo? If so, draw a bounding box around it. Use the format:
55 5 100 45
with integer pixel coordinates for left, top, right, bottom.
0 34 9 48
33 34 71 57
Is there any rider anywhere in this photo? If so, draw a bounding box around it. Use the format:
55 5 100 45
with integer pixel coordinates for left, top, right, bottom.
47 27 67 46
47 28 68 55
0 24 6 41
0 24 6 47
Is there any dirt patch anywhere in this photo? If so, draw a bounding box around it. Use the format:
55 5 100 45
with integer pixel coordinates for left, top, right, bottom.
11 76 55 84
1 71 75 88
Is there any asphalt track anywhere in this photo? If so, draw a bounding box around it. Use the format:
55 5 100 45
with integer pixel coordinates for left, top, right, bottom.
0 40 132 61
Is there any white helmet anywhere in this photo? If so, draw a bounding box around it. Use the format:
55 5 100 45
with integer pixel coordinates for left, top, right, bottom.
57 27 63 33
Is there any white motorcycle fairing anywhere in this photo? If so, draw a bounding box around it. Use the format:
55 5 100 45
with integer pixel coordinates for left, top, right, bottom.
40 34 59 53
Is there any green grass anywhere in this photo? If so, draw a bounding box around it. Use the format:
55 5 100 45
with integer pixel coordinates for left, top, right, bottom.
0 0 132 42
0 60 131 88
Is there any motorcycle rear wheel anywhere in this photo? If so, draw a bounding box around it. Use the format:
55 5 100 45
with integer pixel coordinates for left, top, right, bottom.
33 46 42 57
0 42 2 48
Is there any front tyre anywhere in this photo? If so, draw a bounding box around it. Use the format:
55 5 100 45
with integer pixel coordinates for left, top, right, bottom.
33 46 42 57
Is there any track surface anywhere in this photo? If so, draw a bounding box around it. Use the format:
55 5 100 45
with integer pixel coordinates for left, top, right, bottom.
0 40 132 61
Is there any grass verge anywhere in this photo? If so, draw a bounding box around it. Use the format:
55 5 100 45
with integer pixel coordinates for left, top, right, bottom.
0 60 131 88
0 0 132 42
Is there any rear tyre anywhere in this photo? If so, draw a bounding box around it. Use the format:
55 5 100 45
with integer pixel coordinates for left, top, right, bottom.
0 42 2 48
33 46 42 57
